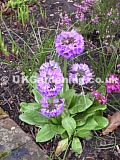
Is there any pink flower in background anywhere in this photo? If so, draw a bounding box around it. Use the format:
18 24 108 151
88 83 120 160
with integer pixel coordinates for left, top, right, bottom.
79 13 85 22
107 8 113 16
92 91 107 104
117 64 120 69
106 74 120 93
74 0 97 22
91 15 99 24
60 13 71 27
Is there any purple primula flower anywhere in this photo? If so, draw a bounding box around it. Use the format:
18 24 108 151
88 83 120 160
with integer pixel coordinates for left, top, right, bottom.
40 97 64 117
106 74 120 93
40 97 48 108
55 30 84 59
92 91 107 104
69 63 92 85
37 61 64 97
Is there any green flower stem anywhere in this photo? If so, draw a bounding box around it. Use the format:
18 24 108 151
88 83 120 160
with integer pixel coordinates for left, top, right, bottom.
63 59 67 92
63 139 72 160
72 83 75 89
63 59 67 78
81 84 87 105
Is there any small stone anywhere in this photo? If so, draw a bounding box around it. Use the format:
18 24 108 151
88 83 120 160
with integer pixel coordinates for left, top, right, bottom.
50 14 54 17
11 127 15 131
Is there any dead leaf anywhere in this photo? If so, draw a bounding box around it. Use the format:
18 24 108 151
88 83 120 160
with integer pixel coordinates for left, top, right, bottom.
102 112 120 135
0 107 8 120
55 138 68 156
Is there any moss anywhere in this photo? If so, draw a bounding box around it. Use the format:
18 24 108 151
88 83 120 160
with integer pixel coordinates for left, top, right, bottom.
0 151 11 159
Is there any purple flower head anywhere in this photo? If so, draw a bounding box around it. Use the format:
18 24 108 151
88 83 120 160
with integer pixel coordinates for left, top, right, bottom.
92 91 107 104
37 61 64 97
69 63 93 85
40 97 64 117
106 74 120 93
55 30 84 59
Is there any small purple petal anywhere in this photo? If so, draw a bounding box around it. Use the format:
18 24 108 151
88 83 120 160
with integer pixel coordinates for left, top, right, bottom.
40 98 64 117
69 63 93 85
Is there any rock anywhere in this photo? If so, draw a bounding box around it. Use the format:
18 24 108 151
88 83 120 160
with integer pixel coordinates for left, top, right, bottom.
0 117 48 160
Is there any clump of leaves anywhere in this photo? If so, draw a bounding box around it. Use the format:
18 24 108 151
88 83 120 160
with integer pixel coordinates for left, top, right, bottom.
7 0 35 9
19 77 108 156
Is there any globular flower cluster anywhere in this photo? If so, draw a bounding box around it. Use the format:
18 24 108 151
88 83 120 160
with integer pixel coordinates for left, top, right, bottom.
106 74 120 93
40 97 64 117
92 91 107 104
37 61 64 98
37 61 64 117
74 0 97 22
55 30 84 59
69 63 93 85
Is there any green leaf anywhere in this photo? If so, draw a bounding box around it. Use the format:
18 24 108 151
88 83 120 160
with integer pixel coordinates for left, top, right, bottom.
19 111 49 127
51 125 65 135
55 138 68 155
76 130 92 139
76 114 91 127
61 89 75 107
29 72 38 85
94 116 109 130
86 92 95 101
97 85 106 94
20 102 41 112
69 95 93 114
36 124 56 142
62 117 76 138
76 103 106 127
61 132 68 139
76 117 98 131
85 103 107 115
71 137 82 154
32 89 42 103
61 108 70 119
60 83 69 96
51 116 61 125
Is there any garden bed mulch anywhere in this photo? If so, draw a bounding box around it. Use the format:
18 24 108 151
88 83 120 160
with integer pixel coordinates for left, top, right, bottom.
0 0 120 159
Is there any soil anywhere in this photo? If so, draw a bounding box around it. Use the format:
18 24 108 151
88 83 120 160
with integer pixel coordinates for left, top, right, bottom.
0 0 120 160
